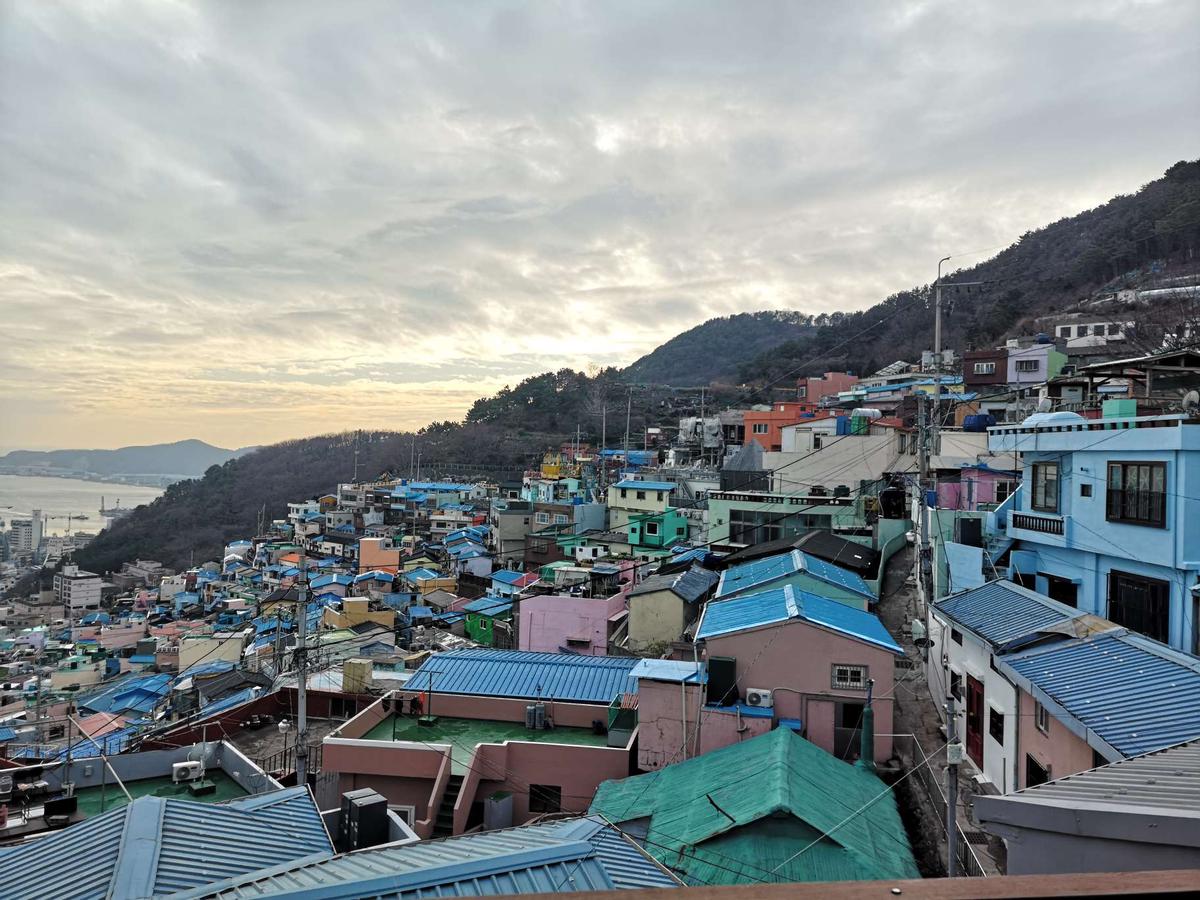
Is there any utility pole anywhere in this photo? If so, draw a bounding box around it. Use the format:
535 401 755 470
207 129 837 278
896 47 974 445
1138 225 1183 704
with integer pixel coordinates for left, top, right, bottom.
294 548 310 788
945 697 963 877
932 255 951 450
917 392 930 614
623 390 632 456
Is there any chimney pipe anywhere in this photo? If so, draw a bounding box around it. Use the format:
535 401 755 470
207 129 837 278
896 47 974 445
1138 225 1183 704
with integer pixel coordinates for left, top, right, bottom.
857 678 876 773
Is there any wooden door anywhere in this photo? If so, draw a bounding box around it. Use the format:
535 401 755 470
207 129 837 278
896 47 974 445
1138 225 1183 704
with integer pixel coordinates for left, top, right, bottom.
965 676 984 768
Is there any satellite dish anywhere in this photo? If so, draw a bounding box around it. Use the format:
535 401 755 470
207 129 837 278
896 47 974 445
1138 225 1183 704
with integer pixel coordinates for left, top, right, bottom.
1037 398 1053 413
1183 391 1200 413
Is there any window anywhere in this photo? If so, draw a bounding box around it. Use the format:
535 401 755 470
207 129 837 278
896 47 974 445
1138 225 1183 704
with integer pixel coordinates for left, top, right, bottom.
1080 483 1092 498
530 538 549 555
388 805 416 826
1077 324 1090 336
529 784 561 813
1108 570 1170 644
1016 359 1040 373
636 491 646 501
535 512 550 525
832 664 868 690
1057 326 1071 337
752 423 769 434
656 491 664 502
1032 462 1060 512
949 670 963 701
951 628 963 645
1026 755 1050 788
995 480 1015 504
1034 701 1050 734
1108 323 1122 336
798 386 808 398
1106 462 1166 527
988 707 1005 744
645 521 660 536
553 514 568 525
620 489 627 499
972 362 996 375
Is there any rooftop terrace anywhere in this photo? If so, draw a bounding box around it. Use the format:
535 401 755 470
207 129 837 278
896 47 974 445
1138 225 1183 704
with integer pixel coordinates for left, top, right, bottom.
362 714 609 775
71 768 248 817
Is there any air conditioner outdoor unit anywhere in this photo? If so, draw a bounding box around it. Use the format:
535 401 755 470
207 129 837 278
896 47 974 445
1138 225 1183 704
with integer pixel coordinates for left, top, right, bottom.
172 761 204 783
745 688 773 708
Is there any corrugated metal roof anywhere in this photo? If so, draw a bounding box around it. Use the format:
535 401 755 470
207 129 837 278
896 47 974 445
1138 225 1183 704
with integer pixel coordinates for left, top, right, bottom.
462 596 514 616
0 786 331 900
715 550 874 601
630 659 707 684
491 570 539 588
408 649 638 702
696 586 902 654
613 480 674 491
935 580 1081 646
590 727 918 885
991 739 1200 813
629 565 719 603
1001 631 1200 758
184 815 677 899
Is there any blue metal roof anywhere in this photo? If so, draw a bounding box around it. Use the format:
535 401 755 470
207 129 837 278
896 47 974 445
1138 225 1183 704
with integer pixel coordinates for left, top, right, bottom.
1001 630 1200 758
311 573 353 589
354 570 396 583
462 596 513 616
409 649 639 702
697 585 903 654
78 673 173 715
935 580 1082 647
0 786 332 900
183 815 677 899
613 480 674 492
716 550 874 601
630 659 707 684
491 569 530 586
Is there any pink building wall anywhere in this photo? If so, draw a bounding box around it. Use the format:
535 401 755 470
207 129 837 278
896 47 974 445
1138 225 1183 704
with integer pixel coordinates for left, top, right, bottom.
1016 689 1096 789
324 690 632 834
518 592 625 655
936 468 1016 512
701 620 897 763
799 371 859 402
636 680 704 769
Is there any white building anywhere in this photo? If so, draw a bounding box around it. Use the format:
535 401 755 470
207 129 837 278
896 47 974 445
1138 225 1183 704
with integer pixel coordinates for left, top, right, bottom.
929 581 1082 794
54 564 103 617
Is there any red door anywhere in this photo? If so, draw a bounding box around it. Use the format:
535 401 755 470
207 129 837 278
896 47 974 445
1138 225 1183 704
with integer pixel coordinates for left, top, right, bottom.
965 676 984 768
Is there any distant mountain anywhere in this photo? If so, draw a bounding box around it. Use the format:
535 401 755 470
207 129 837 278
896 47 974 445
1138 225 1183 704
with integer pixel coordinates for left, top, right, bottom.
0 439 252 477
622 311 816 385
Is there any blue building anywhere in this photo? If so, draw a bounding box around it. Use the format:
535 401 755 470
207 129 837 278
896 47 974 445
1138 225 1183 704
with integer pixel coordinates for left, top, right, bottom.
989 411 1200 655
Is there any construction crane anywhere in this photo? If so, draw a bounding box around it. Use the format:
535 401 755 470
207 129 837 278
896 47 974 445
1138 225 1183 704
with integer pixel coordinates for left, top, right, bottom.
45 513 89 533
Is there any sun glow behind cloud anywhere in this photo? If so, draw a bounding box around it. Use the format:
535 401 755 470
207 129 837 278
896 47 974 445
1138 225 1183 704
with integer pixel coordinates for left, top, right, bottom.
0 1 1196 448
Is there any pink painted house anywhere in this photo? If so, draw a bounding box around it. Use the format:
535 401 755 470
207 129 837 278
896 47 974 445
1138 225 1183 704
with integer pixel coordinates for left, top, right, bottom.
936 464 1018 512
637 586 903 767
517 589 627 655
322 649 640 837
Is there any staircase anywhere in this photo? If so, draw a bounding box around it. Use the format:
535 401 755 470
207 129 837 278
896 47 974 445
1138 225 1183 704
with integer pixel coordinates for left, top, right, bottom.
433 774 464 838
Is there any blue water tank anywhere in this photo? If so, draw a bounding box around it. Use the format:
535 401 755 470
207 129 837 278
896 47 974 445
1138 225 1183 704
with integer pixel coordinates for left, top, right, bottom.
962 414 997 432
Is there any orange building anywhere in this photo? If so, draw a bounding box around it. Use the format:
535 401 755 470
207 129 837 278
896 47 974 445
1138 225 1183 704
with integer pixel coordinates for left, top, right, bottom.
742 402 825 451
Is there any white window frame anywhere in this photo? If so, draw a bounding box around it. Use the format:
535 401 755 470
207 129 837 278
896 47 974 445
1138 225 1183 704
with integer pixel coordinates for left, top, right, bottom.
1034 700 1050 734
973 362 996 375
553 514 568 525
388 804 416 826
534 512 550 525
645 521 660 536
1015 359 1040 373
752 423 769 435
832 663 868 691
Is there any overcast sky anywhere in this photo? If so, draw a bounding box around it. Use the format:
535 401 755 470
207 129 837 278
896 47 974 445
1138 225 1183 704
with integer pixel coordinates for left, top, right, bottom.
2 1 1197 450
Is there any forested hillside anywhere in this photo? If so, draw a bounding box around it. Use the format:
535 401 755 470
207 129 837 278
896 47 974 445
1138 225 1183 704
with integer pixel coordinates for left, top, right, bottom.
622 311 815 385
735 159 1200 383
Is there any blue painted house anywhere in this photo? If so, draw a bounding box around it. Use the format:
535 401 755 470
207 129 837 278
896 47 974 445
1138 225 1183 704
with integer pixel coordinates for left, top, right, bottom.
989 411 1200 654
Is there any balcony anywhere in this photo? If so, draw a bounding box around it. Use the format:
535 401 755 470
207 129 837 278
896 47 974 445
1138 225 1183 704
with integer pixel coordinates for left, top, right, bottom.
1010 512 1065 536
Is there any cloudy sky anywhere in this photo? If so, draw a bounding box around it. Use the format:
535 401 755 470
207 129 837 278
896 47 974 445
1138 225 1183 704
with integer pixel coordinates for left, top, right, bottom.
1 1 1197 450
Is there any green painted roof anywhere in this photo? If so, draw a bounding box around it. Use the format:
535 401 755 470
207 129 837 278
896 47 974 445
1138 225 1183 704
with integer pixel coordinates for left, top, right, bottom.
589 727 918 886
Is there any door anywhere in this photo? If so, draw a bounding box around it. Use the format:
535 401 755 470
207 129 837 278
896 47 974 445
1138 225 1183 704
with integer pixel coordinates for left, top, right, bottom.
965 676 984 768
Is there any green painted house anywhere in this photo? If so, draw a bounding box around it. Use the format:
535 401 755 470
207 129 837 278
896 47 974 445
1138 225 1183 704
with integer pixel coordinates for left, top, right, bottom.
462 595 514 646
590 726 919 885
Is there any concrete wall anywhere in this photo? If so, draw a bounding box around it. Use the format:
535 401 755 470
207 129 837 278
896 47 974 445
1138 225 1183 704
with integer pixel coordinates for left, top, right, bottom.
518 593 621 655
991 824 1200 877
636 678 704 770
179 635 244 671
627 588 687 652
1016 688 1096 789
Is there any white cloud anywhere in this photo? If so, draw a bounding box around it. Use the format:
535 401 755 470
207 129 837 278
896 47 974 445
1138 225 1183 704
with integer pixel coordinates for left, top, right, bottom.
1 0 1197 448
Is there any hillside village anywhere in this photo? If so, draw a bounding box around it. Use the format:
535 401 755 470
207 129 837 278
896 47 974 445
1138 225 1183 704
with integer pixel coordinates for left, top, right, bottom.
2 300 1200 895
